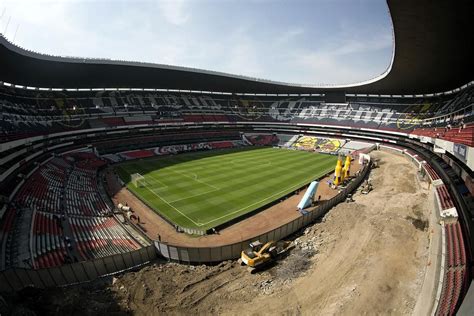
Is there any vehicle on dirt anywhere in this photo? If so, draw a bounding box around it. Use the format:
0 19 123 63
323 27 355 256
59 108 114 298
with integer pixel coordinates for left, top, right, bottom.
240 240 293 273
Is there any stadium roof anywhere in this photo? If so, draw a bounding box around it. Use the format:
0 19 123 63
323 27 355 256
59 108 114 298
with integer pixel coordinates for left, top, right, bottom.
0 0 472 95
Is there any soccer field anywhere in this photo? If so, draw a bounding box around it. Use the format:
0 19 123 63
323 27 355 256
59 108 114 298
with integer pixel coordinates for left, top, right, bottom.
116 147 337 232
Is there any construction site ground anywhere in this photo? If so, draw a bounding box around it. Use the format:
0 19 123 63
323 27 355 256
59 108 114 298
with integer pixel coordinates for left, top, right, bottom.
7 150 434 315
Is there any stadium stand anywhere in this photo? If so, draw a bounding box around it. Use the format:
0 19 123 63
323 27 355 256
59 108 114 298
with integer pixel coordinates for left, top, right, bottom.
121 150 155 160
0 152 151 270
1 84 473 142
437 185 456 210
210 140 239 149
291 136 344 153
123 115 154 125
277 134 298 148
244 134 279 146
101 117 125 127
423 163 441 182
412 123 474 147
109 139 245 161
69 216 142 261
437 222 468 316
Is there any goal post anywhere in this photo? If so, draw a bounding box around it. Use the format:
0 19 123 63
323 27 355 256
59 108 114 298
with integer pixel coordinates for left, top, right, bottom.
131 173 146 188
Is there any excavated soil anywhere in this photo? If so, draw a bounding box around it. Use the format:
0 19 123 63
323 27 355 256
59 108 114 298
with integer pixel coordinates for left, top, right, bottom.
7 150 432 315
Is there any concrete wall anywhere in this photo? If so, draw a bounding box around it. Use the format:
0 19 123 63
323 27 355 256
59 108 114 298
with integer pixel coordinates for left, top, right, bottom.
0 245 157 292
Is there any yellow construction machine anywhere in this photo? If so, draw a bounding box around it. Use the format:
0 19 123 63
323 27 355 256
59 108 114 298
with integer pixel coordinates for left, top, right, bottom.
240 240 293 273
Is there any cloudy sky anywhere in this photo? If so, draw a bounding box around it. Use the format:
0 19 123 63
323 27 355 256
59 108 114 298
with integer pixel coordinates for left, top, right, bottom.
0 0 393 85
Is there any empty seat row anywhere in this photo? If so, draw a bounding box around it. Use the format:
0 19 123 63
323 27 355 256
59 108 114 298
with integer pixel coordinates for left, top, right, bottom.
445 223 466 268
65 190 110 216
14 154 110 217
33 212 63 236
437 185 455 210
69 217 141 260
121 150 155 159
31 212 68 269
33 248 67 270
412 123 474 147
247 135 279 146
423 163 440 181
437 222 467 316
66 169 96 192
210 141 236 149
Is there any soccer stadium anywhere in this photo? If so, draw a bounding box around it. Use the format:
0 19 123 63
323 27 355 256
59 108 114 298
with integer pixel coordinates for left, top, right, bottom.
0 0 473 314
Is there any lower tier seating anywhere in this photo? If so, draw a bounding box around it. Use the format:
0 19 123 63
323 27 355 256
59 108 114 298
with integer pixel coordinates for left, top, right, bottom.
423 163 440 181
412 123 474 147
437 222 467 316
437 185 455 210
69 216 142 260
0 151 151 270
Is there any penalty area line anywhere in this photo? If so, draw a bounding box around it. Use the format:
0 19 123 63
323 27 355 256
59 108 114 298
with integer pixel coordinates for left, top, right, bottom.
143 186 203 227
165 168 219 190
146 173 169 188
168 187 220 203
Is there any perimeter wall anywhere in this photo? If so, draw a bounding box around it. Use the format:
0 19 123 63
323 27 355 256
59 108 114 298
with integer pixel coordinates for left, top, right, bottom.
0 245 157 292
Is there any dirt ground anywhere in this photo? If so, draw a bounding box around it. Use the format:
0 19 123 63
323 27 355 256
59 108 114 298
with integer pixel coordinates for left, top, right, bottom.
6 150 432 315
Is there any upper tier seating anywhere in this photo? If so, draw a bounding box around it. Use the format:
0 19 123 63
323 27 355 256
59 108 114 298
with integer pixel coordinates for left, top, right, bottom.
1 85 472 143
101 117 125 127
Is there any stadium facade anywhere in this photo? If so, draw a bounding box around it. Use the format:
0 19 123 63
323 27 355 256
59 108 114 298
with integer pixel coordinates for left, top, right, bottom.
0 0 473 314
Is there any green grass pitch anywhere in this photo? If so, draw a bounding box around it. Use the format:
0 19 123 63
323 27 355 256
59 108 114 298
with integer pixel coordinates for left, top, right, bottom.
116 147 338 231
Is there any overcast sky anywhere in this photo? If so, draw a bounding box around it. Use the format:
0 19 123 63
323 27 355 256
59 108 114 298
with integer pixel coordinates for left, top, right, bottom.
0 0 393 85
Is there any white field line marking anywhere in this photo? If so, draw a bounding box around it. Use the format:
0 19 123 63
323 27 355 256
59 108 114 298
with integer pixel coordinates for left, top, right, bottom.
143 185 202 226
231 159 305 174
230 157 321 174
145 175 168 188
231 159 271 167
197 171 327 227
168 187 220 203
165 168 219 190
126 164 169 188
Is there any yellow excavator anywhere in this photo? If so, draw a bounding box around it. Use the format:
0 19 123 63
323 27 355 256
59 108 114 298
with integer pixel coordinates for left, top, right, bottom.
240 240 293 273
